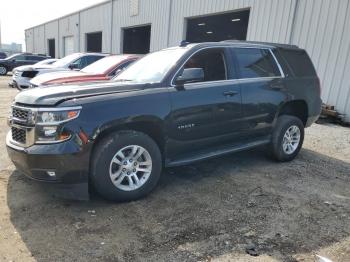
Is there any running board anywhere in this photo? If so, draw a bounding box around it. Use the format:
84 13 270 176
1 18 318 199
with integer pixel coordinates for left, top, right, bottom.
166 138 270 167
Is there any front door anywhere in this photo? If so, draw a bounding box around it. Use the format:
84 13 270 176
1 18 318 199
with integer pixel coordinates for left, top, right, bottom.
167 48 242 158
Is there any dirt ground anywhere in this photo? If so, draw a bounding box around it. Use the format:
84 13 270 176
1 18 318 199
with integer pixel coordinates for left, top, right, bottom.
0 75 349 262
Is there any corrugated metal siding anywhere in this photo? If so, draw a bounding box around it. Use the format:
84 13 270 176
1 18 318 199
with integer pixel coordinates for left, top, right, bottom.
59 14 80 55
79 2 112 53
44 20 59 57
291 0 350 121
33 25 45 54
25 29 34 53
112 0 171 53
168 0 296 46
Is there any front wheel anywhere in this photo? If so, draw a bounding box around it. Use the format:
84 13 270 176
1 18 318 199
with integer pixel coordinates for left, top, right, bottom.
0 65 8 76
270 115 304 162
91 130 162 202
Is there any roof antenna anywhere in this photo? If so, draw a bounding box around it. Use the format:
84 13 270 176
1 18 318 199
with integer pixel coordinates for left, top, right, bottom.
180 40 190 47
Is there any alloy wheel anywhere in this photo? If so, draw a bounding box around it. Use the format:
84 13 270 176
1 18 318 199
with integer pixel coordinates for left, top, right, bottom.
109 145 152 191
282 125 301 155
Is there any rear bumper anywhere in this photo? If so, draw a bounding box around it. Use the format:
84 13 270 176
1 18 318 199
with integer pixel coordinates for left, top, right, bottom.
6 132 90 199
305 115 319 127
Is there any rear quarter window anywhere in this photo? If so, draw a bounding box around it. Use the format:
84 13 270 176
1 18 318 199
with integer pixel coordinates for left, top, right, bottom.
232 48 281 79
279 49 316 77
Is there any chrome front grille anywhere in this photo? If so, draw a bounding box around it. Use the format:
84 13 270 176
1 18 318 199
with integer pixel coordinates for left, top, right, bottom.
9 106 35 147
12 107 30 121
11 127 26 144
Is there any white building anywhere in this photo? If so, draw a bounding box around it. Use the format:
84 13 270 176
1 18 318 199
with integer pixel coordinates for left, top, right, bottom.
25 0 350 122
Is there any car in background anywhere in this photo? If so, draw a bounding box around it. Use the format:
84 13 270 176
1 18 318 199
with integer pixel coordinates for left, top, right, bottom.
29 55 141 87
9 59 58 88
0 53 50 75
10 53 107 90
0 52 7 59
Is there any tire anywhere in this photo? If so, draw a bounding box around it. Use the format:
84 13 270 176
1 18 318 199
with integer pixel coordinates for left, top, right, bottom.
0 65 7 76
91 130 162 202
270 115 304 162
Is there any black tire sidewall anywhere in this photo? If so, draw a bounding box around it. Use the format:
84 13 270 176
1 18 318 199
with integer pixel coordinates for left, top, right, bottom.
271 115 304 162
91 131 162 201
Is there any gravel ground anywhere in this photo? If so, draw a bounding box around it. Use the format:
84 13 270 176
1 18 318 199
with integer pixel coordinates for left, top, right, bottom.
0 75 349 262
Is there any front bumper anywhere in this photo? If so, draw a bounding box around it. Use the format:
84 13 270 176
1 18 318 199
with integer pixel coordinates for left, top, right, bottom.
11 73 31 90
6 132 90 199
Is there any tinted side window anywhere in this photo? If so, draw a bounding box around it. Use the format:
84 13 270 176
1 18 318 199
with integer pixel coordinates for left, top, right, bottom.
183 49 227 82
86 55 103 66
279 49 316 77
233 48 281 79
33 56 45 61
25 56 40 61
14 55 25 61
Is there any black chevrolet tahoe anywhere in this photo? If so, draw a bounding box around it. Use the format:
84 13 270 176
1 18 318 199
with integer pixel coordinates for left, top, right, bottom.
6 41 322 201
0 53 50 75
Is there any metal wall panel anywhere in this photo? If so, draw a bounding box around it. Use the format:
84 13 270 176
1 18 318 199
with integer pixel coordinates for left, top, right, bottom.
168 0 296 46
59 14 80 56
291 0 350 121
44 20 59 58
79 1 112 53
33 25 45 54
25 29 34 53
111 0 171 53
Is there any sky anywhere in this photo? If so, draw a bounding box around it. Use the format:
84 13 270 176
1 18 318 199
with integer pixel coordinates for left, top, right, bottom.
0 0 105 50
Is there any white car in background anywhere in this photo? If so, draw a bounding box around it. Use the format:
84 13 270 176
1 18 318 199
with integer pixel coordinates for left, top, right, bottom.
9 58 57 88
10 53 107 90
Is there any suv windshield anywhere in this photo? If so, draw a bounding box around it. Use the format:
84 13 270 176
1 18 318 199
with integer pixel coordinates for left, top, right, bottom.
114 48 188 83
52 53 82 67
81 56 126 74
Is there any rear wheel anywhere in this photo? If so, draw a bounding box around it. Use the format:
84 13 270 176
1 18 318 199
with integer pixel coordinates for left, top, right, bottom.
0 65 7 75
91 130 162 201
270 115 304 162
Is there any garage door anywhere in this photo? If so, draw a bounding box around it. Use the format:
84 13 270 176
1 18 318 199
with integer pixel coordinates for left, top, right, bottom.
123 25 151 54
64 36 74 56
186 10 250 43
86 32 102 53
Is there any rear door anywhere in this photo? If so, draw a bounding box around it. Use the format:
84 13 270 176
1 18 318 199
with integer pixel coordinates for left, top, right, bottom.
231 47 286 137
167 47 242 157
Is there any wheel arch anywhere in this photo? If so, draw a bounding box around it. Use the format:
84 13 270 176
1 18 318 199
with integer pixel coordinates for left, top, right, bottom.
275 100 308 126
91 116 166 157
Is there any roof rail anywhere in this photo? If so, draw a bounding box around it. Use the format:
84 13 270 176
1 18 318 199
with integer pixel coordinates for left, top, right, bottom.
180 40 191 47
221 40 299 49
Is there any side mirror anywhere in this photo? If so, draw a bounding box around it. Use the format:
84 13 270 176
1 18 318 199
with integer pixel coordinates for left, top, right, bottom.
175 68 204 86
69 63 79 70
12 59 16 62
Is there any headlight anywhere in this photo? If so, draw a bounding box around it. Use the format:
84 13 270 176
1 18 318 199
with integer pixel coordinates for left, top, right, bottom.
36 108 81 124
35 107 81 143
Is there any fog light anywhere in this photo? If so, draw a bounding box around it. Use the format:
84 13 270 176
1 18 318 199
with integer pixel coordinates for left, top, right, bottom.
47 171 56 177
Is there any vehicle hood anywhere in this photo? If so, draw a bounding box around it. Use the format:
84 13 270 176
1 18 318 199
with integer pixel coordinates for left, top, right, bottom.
13 65 29 72
30 71 97 86
14 81 148 106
